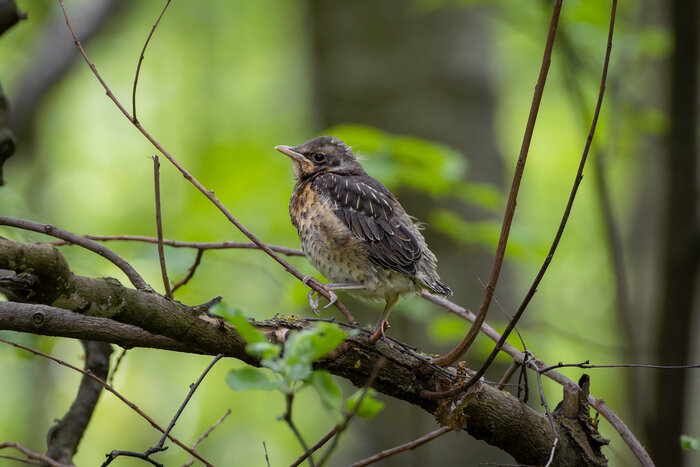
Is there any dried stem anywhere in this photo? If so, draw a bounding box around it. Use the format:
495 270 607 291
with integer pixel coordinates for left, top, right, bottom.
46 235 304 256
132 0 171 121
0 216 150 290
0 337 212 466
57 0 356 324
152 155 172 298
183 409 232 467
0 443 72 467
420 291 653 465
348 426 452 467
102 354 223 466
433 0 563 366
171 249 204 293
284 393 315 467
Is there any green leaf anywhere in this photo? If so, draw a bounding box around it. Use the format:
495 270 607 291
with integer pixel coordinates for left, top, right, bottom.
283 322 348 365
217 307 265 344
681 434 700 452
226 367 281 391
345 389 384 418
246 341 281 359
311 370 343 420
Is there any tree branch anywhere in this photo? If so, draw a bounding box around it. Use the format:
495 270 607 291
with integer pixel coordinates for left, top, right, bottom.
0 238 608 466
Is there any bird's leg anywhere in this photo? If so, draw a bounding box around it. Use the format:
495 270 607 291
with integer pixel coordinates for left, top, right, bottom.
302 276 365 312
369 293 400 343
321 283 365 308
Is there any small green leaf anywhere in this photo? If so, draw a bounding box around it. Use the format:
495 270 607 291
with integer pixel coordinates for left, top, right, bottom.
311 370 343 420
246 342 281 359
681 434 700 451
223 309 265 344
226 367 281 391
283 322 348 365
346 389 385 418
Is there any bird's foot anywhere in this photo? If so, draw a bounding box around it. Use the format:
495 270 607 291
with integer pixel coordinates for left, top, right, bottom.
307 289 320 315
302 276 337 313
369 320 391 346
323 290 338 309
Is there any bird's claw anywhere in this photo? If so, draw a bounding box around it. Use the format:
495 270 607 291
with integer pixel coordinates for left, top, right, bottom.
307 289 320 315
323 290 338 309
302 275 317 287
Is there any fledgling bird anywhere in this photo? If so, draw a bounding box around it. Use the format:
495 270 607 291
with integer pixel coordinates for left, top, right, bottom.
276 136 452 342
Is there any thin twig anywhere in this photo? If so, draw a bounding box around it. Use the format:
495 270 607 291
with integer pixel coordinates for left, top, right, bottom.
104 355 223 466
284 393 315 467
157 354 224 448
531 358 558 467
433 0 563 367
152 155 172 298
0 443 72 467
316 357 387 466
421 291 653 465
538 360 700 373
432 0 617 384
107 348 128 387
263 442 271 467
290 358 386 467
45 235 304 256
172 249 204 294
182 409 231 467
0 454 45 466
0 216 150 290
57 0 356 324
348 426 452 467
0 337 212 466
132 0 171 121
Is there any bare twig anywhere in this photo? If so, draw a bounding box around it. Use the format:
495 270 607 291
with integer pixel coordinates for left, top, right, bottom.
56 0 356 324
538 360 700 373
421 291 653 465
531 357 558 467
0 216 150 290
433 0 617 381
103 354 224 466
0 337 212 466
157 354 224 448
263 442 271 467
182 409 232 467
46 340 112 465
45 235 304 256
316 358 387 466
0 454 44 466
152 155 172 298
107 348 128 387
0 443 72 467
172 249 204 293
290 358 387 467
284 393 315 467
348 426 452 467
433 0 563 367
132 0 171 121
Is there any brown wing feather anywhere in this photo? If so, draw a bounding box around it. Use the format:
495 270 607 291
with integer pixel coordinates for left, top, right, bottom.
315 173 422 276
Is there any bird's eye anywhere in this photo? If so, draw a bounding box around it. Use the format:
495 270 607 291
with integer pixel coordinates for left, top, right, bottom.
312 153 326 163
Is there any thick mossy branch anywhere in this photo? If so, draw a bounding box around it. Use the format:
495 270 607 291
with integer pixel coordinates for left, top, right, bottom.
0 238 607 466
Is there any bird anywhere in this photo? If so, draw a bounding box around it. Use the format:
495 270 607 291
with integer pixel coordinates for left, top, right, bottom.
276 136 452 342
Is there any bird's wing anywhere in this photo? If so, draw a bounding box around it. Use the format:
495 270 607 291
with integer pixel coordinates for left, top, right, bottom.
315 173 422 276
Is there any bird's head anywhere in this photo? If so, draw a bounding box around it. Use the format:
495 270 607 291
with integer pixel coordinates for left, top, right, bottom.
275 136 365 181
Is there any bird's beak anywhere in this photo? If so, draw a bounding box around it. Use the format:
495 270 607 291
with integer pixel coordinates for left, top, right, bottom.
275 145 309 165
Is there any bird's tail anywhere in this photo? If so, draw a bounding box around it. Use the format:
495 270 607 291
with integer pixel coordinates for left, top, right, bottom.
424 279 452 296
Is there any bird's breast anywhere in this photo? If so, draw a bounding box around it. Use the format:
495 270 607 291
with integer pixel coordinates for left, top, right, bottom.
289 182 372 283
